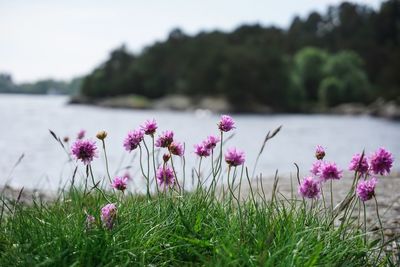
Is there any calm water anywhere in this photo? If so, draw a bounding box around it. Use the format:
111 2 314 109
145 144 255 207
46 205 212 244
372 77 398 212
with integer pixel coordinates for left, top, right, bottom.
0 94 399 190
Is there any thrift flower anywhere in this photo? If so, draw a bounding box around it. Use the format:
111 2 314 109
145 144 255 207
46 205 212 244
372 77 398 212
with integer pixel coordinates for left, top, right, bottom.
123 172 132 180
141 119 158 136
71 139 98 165
155 130 174 148
112 176 128 191
298 176 320 199
356 177 378 201
225 147 245 167
370 147 394 175
85 214 96 229
315 145 325 160
218 115 235 132
169 141 184 156
101 203 117 230
310 160 323 176
203 135 220 150
156 165 175 187
320 162 342 181
348 153 369 175
194 143 210 157
77 129 86 140
123 129 144 152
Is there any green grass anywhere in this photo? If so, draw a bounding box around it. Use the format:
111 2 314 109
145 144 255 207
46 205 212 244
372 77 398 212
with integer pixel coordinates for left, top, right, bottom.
0 185 387 266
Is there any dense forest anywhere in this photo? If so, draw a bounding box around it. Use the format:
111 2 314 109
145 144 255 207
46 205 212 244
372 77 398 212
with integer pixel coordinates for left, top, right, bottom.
80 0 400 112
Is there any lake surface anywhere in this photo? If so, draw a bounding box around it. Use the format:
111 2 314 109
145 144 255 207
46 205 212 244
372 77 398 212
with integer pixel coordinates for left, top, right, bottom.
0 94 399 190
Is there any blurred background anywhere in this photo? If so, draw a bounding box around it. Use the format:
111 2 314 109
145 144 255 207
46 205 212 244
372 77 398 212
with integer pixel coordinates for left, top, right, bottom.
0 0 399 189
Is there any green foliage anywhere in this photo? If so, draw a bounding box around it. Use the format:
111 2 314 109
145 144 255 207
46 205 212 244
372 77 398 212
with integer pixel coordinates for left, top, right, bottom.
0 188 379 266
323 51 371 104
319 77 345 107
293 47 328 102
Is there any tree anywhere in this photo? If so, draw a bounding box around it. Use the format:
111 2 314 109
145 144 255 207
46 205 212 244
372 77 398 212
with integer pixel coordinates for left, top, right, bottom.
293 47 328 102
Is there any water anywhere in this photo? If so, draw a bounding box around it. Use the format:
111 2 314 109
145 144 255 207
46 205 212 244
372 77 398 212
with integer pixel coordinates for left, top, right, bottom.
0 94 399 190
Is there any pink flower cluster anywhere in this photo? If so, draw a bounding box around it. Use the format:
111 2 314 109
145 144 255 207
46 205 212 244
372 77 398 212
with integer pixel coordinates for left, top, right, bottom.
298 176 320 199
300 145 343 199
369 147 394 175
101 203 117 230
348 148 393 176
356 177 377 201
169 142 184 156
218 115 235 132
194 135 220 158
112 176 128 191
348 153 369 175
155 130 174 148
123 129 144 152
141 119 158 136
225 147 245 167
156 165 175 187
71 139 98 165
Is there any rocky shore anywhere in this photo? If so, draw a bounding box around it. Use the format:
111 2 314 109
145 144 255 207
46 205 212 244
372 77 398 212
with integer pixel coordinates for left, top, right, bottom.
70 94 400 120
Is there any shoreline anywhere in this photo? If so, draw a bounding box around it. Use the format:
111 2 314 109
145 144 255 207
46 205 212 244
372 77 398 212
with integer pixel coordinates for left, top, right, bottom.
69 94 400 120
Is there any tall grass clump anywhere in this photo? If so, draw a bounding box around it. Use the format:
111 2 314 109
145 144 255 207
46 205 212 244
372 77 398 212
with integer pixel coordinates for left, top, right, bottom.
0 115 397 266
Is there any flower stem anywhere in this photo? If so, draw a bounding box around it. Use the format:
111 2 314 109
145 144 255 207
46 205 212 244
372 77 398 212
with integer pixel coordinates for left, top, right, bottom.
169 152 181 193
374 195 384 261
151 136 159 195
139 145 151 199
88 165 111 203
101 139 112 184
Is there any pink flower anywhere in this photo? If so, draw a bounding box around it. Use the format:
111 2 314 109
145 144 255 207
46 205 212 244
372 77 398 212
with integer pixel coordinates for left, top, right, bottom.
101 203 117 230
123 129 144 152
194 143 210 157
218 115 235 132
348 153 369 175
112 176 128 191
320 162 342 181
310 160 323 176
203 135 220 150
156 165 175 187
155 131 174 148
71 139 98 165
77 129 86 140
169 141 184 156
298 176 320 199
141 119 158 136
225 147 245 167
122 172 132 180
85 214 96 229
356 177 377 201
315 145 325 160
369 147 394 176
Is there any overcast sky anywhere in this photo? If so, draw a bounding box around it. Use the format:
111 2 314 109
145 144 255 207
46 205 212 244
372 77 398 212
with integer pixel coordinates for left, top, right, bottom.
0 0 383 83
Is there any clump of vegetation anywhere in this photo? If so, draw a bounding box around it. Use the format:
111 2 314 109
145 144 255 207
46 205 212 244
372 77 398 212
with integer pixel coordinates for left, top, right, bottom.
0 115 397 265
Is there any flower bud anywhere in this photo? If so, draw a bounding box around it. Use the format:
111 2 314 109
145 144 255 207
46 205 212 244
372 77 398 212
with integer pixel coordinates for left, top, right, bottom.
163 153 171 162
96 130 108 140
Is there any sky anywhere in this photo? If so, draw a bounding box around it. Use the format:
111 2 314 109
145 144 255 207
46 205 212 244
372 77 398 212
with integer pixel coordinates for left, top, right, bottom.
0 0 384 83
